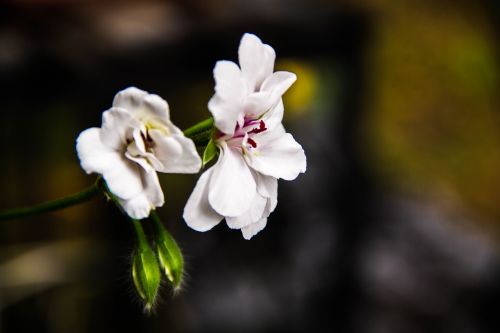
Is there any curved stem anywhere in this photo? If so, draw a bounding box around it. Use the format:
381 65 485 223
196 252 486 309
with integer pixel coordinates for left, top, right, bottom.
150 211 170 241
132 218 148 247
0 181 101 221
149 211 163 233
183 117 214 137
183 117 214 147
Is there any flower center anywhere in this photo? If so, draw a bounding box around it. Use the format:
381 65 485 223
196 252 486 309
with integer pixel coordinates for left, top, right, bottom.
140 130 155 151
124 126 164 171
224 118 268 152
244 119 267 149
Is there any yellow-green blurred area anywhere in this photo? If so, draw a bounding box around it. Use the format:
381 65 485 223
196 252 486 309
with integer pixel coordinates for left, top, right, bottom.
360 0 500 232
1 0 500 332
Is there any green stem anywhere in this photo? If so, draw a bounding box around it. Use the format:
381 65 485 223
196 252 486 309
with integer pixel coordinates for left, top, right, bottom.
132 218 148 247
99 181 126 215
150 211 170 241
0 181 101 221
183 117 214 147
183 117 214 137
101 182 149 247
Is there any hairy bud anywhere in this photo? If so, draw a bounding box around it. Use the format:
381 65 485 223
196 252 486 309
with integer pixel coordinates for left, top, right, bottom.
131 220 161 311
151 211 184 291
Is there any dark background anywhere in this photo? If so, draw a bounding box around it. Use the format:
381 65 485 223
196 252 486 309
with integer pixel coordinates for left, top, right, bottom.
1 0 500 332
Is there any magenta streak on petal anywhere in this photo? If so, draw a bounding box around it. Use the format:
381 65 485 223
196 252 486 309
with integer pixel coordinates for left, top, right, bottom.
231 122 246 139
243 118 260 127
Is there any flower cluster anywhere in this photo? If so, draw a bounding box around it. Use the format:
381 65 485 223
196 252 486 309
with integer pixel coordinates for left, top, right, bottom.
0 32 309 311
77 33 306 240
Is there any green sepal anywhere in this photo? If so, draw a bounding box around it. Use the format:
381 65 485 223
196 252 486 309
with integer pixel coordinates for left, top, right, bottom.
202 138 218 168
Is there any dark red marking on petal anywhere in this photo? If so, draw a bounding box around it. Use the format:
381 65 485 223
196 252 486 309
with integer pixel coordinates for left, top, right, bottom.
248 120 267 134
247 138 257 148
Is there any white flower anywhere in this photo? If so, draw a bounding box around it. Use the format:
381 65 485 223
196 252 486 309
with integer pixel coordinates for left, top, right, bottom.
183 33 306 239
77 87 201 219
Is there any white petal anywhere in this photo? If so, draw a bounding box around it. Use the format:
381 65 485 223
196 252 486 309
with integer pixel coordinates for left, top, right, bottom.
100 108 135 150
255 172 278 212
142 93 171 125
120 195 151 220
103 158 144 201
142 169 164 208
242 72 295 119
243 91 273 119
131 127 147 154
149 130 201 174
113 87 172 129
76 128 121 174
113 87 148 110
125 152 156 173
183 167 223 232
245 131 306 181
115 153 164 220
117 168 164 219
226 193 267 229
213 60 246 103
238 33 276 92
208 142 256 217
208 60 249 135
261 99 284 132
76 127 146 202
241 218 268 240
261 71 297 98
208 94 240 135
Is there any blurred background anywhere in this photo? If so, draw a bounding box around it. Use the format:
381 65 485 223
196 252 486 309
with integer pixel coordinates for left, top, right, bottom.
1 0 500 332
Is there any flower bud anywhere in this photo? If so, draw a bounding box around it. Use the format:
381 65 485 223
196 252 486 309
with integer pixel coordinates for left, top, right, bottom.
150 212 184 291
131 220 161 311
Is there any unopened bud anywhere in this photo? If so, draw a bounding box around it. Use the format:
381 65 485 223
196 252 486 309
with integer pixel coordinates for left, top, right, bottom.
131 220 161 311
151 211 184 291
